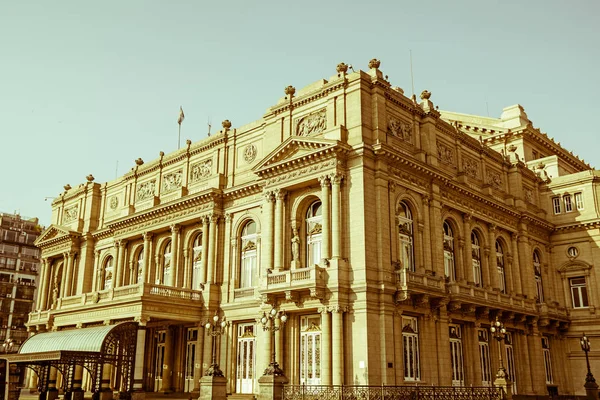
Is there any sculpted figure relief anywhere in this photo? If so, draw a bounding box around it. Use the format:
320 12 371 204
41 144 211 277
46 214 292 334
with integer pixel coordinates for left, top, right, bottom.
296 109 327 136
190 160 212 182
162 170 183 192
63 205 79 223
137 180 156 201
291 228 300 261
388 116 413 142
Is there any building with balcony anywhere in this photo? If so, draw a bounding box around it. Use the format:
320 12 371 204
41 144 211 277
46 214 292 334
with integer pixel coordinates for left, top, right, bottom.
0 213 41 351
13 60 600 399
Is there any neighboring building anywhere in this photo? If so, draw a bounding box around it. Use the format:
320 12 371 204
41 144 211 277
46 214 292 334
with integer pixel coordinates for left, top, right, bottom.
0 213 41 351
14 60 600 398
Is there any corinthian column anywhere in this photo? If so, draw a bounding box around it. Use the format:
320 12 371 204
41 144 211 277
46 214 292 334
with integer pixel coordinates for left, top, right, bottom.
207 215 218 283
201 217 209 283
261 193 275 274
511 233 523 295
37 258 49 310
331 174 343 259
488 224 498 290
331 306 345 385
320 307 332 385
463 214 473 283
274 189 286 271
63 251 75 297
115 240 127 288
319 176 331 263
142 232 153 284
169 224 180 287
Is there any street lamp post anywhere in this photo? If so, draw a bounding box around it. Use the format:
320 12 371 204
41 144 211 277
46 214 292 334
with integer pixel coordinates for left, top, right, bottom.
203 311 228 377
580 333 599 400
260 307 287 376
490 317 512 399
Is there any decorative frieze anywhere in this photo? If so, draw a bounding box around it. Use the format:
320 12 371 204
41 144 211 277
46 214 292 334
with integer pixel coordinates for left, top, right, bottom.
436 142 455 165
266 159 337 186
486 170 502 190
63 205 79 223
162 170 183 193
190 160 212 182
388 116 412 143
463 158 479 179
295 109 327 136
136 180 156 202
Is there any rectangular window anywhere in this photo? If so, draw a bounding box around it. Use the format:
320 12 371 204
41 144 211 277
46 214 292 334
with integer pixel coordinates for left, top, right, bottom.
478 330 492 386
570 277 589 308
449 325 464 386
564 195 573 213
542 337 553 384
552 197 561 214
402 316 420 381
505 333 517 394
575 192 584 210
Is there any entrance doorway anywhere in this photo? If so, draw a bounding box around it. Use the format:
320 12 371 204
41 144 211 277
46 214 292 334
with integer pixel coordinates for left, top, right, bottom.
236 324 256 394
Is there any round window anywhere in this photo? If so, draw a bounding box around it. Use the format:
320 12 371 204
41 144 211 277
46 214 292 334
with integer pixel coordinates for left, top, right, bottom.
567 246 579 258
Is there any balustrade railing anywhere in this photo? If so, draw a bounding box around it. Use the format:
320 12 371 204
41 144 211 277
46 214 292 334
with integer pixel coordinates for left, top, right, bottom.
282 385 504 400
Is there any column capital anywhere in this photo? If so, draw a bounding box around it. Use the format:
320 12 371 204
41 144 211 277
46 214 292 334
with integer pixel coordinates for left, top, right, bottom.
225 212 233 223
274 188 287 200
95 249 102 257
170 224 181 234
328 305 348 313
462 213 473 223
142 231 154 241
422 194 431 207
115 239 127 248
318 307 329 314
329 173 344 185
488 223 497 233
263 190 276 202
209 214 220 224
388 180 397 193
511 232 519 241
318 175 331 187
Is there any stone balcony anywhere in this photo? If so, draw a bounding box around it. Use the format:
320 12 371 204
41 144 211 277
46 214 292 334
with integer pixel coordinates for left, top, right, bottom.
395 268 446 303
27 282 204 329
259 265 327 301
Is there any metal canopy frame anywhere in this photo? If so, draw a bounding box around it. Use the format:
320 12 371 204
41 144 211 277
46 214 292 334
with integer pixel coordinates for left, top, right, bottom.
4 322 138 394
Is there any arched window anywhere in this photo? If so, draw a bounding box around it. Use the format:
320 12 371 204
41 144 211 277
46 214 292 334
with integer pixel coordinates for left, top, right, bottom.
471 232 482 287
161 240 172 285
306 201 323 267
103 256 114 290
240 221 257 288
534 250 544 303
397 202 415 272
136 249 144 284
443 221 455 281
496 240 506 294
192 234 203 290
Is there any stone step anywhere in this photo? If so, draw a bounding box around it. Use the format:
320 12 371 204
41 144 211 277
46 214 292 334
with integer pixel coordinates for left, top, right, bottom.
227 394 256 400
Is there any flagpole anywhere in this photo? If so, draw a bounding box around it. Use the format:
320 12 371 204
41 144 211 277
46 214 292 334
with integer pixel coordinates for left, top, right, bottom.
178 123 181 150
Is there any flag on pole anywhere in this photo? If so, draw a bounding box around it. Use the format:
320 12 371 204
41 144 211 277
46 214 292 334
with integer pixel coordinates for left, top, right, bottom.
178 106 185 125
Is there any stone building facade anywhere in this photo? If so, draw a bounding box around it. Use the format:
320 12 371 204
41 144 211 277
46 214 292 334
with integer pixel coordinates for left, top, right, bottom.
25 60 599 398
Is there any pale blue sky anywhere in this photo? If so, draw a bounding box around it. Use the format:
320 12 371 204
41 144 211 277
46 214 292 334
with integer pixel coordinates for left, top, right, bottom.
1 0 598 226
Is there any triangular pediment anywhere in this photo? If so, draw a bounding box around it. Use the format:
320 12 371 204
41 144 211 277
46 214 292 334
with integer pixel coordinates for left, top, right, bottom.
253 137 347 175
35 224 79 246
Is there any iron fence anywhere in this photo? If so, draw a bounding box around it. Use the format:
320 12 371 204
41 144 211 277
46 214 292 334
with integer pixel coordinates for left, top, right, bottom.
282 385 505 400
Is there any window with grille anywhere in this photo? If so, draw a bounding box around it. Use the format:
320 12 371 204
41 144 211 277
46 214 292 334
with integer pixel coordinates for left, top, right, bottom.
564 195 573 213
240 221 257 288
478 329 492 386
534 251 544 303
542 337 553 384
570 277 589 308
552 197 561 214
471 232 482 287
449 325 465 386
402 316 420 381
103 256 114 290
496 240 506 293
443 221 456 281
397 202 414 272
575 192 584 210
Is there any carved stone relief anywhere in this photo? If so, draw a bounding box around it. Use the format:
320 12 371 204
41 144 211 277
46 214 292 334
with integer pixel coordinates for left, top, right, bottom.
524 189 533 203
162 170 183 193
486 170 502 190
136 180 156 202
463 158 479 179
295 109 327 136
190 160 212 182
436 142 455 165
109 196 118 210
388 116 413 142
63 205 79 223
244 144 257 163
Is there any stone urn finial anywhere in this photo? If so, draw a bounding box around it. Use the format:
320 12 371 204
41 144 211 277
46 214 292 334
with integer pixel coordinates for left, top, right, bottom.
86 174 95 182
284 85 296 97
368 58 381 69
63 184 72 191
135 158 144 166
222 120 232 130
336 62 348 73
420 90 432 100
